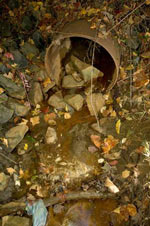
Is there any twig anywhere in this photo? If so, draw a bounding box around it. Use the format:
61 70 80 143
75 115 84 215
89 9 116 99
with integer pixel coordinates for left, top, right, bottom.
0 152 17 165
0 191 115 217
106 1 146 35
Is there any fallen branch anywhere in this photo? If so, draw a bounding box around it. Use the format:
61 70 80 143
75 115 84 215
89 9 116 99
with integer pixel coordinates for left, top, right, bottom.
0 191 115 217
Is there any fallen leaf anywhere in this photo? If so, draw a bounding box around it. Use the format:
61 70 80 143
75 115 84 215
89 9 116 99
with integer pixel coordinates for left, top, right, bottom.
90 135 102 148
7 167 16 175
0 87 4 94
105 177 119 193
43 77 51 88
146 0 150 5
44 113 56 122
120 66 127 79
109 160 118 166
116 119 121 134
30 116 40 126
122 170 130 178
127 204 137 217
24 143 28 151
64 112 71 119
141 51 150 58
128 15 134 24
102 135 118 153
4 52 14 60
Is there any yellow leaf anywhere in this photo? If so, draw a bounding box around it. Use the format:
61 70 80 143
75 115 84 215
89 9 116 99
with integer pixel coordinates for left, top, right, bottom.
80 8 86 15
116 119 121 134
30 116 40 126
37 1 43 7
127 204 137 217
28 38 34 45
122 170 130 178
113 206 121 214
120 66 127 79
90 135 102 148
128 15 134 25
34 5 39 11
9 10 14 17
146 0 150 5
141 51 150 58
0 87 4 94
126 64 134 70
27 53 35 60
7 167 16 175
43 77 51 88
24 143 28 151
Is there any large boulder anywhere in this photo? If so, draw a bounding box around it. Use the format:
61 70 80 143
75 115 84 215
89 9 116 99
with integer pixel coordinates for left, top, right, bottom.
5 125 29 152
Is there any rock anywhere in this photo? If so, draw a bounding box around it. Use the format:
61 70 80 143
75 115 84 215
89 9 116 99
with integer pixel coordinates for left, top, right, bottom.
62 75 84 89
47 38 71 86
71 55 103 82
0 172 10 192
2 216 31 226
29 82 43 106
8 98 30 116
91 123 106 134
32 31 45 50
48 91 67 109
43 81 55 93
0 104 14 124
45 127 57 144
0 63 10 74
86 93 105 116
64 94 84 111
65 62 75 75
0 75 26 99
5 125 29 152
21 42 39 57
11 50 28 68
17 137 34 155
0 93 8 104
34 69 48 82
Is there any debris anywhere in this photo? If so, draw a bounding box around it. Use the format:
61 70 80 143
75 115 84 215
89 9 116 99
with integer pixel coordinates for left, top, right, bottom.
105 177 119 193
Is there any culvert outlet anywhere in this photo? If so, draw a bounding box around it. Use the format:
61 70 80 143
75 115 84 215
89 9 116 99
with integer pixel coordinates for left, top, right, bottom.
45 20 120 91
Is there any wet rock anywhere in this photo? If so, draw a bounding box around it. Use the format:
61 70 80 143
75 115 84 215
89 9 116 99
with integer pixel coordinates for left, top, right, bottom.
48 91 67 109
0 176 15 203
45 127 58 144
21 42 39 57
8 98 30 116
2 216 31 226
5 125 29 152
34 69 47 82
62 75 84 89
64 94 84 111
0 63 10 74
0 74 26 99
11 50 28 68
0 172 10 192
29 82 43 106
91 123 106 134
0 104 14 124
0 93 8 104
32 31 45 50
71 55 103 82
17 137 34 155
86 93 105 116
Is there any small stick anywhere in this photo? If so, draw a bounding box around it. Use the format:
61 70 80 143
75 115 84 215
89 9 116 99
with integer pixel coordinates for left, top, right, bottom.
0 152 17 165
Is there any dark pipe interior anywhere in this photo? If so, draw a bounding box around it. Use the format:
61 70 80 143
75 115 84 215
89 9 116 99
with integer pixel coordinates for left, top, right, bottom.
63 37 116 89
